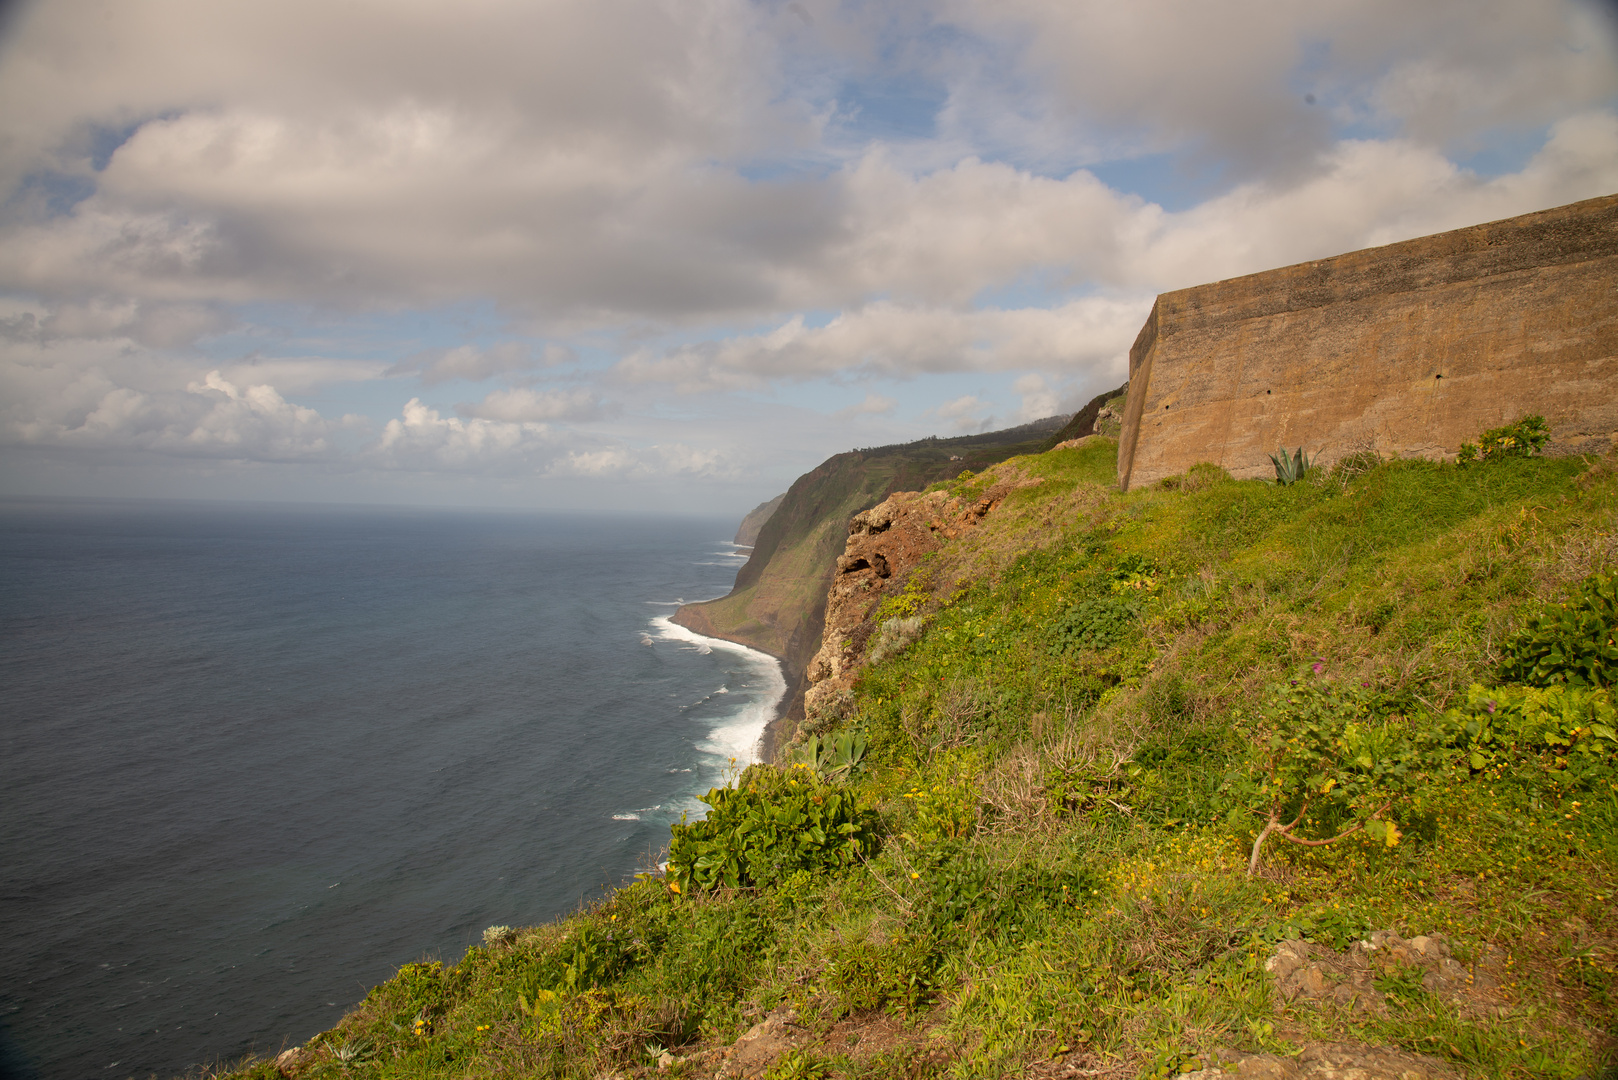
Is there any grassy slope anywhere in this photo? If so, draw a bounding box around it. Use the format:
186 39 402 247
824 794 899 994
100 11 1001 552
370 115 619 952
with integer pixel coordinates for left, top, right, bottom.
230 442 1617 1080
676 420 1071 717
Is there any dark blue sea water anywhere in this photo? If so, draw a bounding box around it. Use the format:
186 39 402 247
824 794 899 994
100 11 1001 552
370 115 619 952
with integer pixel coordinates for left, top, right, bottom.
0 499 782 1080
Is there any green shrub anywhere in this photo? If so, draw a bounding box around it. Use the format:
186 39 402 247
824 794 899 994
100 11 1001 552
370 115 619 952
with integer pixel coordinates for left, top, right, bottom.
822 930 936 1016
667 765 878 892
1500 571 1618 688
1047 594 1139 653
1439 682 1617 792
1457 414 1550 463
1232 667 1437 874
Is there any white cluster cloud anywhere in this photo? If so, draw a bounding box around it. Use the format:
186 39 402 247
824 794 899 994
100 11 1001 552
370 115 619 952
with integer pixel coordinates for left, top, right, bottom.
614 297 1146 392
458 386 613 423
5 366 354 460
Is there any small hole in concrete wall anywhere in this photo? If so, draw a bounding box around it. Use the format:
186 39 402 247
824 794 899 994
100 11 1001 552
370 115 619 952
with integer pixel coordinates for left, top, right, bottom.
1266 389 1271 395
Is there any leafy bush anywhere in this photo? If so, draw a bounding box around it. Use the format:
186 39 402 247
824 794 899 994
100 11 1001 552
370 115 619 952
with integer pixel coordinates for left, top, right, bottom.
1440 682 1617 791
1232 668 1435 874
1048 595 1138 653
667 766 878 892
1457 414 1550 463
822 930 936 1017
1500 571 1618 688
913 842 1099 943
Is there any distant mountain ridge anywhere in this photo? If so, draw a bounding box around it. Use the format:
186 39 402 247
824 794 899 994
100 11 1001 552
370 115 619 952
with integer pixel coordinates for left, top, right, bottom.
674 390 1124 755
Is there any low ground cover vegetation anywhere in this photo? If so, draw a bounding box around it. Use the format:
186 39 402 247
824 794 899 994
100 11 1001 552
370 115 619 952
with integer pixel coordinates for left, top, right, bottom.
229 437 1616 1080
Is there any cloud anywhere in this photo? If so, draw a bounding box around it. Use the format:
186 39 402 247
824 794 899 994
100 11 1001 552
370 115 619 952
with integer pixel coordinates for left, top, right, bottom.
368 397 728 478
457 386 613 423
934 394 994 434
614 296 1148 392
371 397 559 471
942 0 1618 172
0 298 233 348
218 357 390 394
548 443 740 480
836 393 898 418
1011 373 1059 422
388 342 570 385
1 1 1613 333
3 367 355 460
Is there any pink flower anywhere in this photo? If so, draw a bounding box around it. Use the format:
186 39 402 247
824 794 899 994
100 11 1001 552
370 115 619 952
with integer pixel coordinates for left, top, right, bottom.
1311 662 1324 674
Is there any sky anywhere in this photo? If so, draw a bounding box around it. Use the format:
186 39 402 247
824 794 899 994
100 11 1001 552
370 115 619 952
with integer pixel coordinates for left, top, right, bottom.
1 0 1616 515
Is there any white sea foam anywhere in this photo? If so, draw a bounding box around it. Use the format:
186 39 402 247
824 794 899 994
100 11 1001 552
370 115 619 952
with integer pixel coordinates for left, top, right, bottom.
648 614 786 769
611 813 640 821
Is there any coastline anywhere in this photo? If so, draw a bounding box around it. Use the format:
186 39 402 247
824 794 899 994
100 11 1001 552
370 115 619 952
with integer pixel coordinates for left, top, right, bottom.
669 602 799 762
656 609 788 766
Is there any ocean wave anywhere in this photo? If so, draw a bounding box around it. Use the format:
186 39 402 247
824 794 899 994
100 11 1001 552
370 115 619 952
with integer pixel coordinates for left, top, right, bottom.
648 614 786 769
610 813 640 821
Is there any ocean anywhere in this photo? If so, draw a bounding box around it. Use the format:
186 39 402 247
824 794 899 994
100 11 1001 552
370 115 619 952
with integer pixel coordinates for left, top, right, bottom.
0 499 783 1080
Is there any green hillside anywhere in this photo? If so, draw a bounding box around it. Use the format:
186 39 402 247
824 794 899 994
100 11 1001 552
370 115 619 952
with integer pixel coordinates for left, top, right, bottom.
673 413 1081 744
228 435 1617 1080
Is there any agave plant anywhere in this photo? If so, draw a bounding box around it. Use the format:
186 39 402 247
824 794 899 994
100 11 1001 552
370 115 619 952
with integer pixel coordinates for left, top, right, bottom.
789 730 868 782
1268 446 1315 485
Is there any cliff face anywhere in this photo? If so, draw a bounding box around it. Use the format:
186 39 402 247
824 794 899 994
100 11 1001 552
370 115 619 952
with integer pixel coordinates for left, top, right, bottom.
733 495 785 547
1118 193 1618 490
672 416 1075 751
801 463 1054 725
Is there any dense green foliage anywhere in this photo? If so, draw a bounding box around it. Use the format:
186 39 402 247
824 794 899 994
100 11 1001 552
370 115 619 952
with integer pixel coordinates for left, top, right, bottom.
1500 570 1618 688
1458 415 1552 464
668 765 878 892
225 440 1618 1080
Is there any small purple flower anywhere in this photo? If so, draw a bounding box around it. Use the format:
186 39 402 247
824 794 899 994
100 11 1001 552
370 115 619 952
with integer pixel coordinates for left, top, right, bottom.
1290 679 1298 686
1311 662 1324 675
1361 680 1370 688
1486 700 1497 714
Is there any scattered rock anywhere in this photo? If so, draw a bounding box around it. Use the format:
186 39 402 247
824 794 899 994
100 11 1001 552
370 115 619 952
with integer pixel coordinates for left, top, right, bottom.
274 1047 307 1075
1264 930 1508 1018
715 1007 806 1080
1177 1041 1460 1079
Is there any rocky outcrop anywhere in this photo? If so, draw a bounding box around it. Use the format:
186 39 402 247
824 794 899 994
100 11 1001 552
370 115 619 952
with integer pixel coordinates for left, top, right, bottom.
674 417 1071 753
1119 193 1618 490
801 470 1038 728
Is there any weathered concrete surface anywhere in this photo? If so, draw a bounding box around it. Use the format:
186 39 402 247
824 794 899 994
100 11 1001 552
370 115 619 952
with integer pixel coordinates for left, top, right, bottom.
1119 193 1618 490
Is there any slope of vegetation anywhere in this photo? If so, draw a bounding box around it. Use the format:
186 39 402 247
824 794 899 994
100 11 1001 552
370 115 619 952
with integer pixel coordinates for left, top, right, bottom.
231 437 1617 1080
674 415 1077 736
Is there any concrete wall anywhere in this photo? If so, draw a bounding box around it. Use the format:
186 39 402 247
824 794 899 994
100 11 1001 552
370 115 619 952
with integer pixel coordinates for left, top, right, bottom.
1118 194 1618 490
